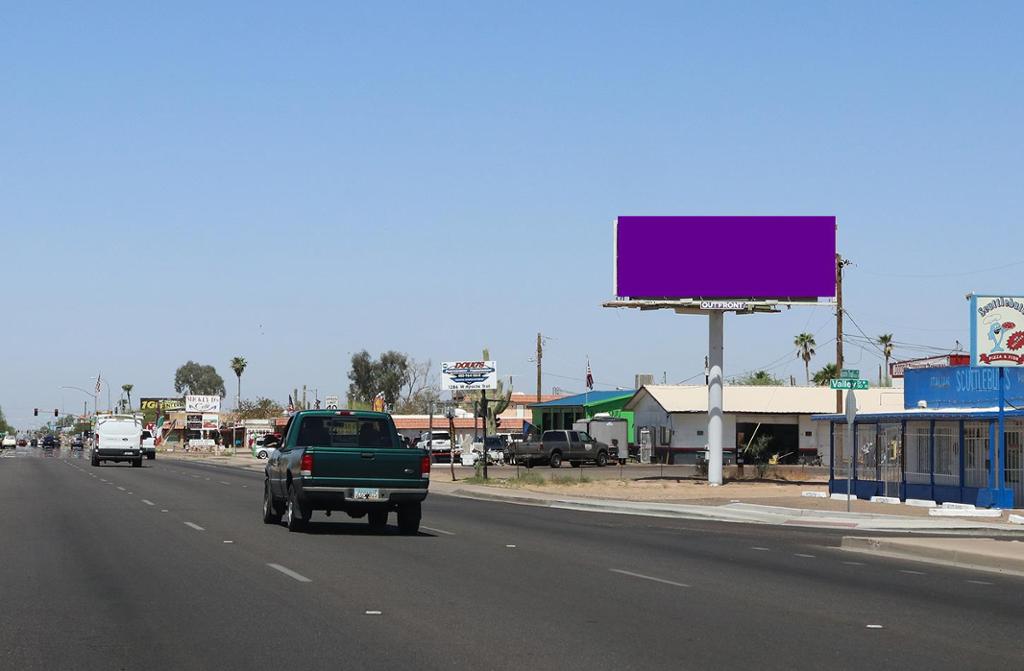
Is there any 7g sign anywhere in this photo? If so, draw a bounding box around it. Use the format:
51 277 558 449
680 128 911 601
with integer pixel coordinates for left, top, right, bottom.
441 361 498 391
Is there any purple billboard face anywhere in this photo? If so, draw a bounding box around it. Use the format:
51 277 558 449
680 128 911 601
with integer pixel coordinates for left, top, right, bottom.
615 216 836 300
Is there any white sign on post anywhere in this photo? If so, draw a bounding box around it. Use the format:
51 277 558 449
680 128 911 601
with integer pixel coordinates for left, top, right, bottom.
185 395 221 413
441 361 498 391
325 395 340 410
970 295 1024 366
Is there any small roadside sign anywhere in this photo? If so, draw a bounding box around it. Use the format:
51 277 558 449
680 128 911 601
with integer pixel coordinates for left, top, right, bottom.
830 379 869 390
324 395 340 410
840 368 860 380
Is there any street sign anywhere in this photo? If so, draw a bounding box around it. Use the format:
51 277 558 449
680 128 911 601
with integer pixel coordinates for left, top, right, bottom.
324 395 339 410
830 379 869 390
840 368 860 380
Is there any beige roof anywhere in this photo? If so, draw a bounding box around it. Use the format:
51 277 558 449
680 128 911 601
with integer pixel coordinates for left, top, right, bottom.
625 385 904 415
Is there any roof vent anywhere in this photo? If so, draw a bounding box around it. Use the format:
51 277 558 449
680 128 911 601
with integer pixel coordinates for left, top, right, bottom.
917 400 927 409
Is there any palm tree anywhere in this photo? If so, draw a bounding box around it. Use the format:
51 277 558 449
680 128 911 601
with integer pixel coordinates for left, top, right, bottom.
877 334 894 386
812 363 838 386
794 333 816 386
121 384 134 412
230 356 247 410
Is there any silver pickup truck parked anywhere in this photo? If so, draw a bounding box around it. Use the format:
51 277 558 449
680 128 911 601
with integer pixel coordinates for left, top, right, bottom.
511 429 611 468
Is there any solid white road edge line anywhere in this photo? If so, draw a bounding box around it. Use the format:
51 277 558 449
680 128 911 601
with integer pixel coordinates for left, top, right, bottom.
267 563 311 583
610 568 689 588
184 522 205 531
421 526 455 536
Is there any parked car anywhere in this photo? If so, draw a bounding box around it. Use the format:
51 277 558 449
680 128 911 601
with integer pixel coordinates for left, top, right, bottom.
419 430 457 461
513 429 611 468
264 410 429 534
1 435 15 449
71 436 84 451
253 433 281 460
469 435 508 465
141 430 156 460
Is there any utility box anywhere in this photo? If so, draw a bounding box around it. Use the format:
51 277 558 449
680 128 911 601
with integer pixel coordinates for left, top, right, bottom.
573 416 629 463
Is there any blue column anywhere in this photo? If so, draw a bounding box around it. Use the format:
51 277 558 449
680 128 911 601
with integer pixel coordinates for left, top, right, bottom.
852 421 858 487
959 420 966 503
998 368 1006 496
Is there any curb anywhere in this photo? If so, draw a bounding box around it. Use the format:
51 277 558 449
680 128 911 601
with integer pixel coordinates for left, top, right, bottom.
841 536 1024 577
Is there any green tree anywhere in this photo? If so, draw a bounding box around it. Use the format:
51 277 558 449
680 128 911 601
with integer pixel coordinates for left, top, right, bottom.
121 384 134 412
174 361 226 396
877 334 894 386
230 356 247 409
733 370 785 386
0 405 13 434
794 333 816 386
236 397 284 420
346 350 410 408
812 363 838 386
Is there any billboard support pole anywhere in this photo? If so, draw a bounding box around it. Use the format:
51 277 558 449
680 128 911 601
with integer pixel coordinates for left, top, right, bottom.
708 311 724 486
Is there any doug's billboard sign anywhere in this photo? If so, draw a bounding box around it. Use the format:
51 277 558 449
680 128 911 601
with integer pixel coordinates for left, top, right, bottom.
441 361 498 391
613 216 836 302
970 295 1024 367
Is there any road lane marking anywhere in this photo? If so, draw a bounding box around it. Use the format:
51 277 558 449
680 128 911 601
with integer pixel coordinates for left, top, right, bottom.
866 624 884 629
794 553 816 558
184 522 205 531
365 610 382 615
505 544 517 548
842 561 866 566
141 500 155 506
267 563 311 583
161 509 169 513
421 526 455 536
610 569 689 588
967 579 994 585
117 486 125 491
751 547 770 551
223 540 234 544
899 569 926 575
219 481 230 485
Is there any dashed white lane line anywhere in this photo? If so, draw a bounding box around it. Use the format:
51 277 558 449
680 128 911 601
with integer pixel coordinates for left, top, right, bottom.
184 522 205 531
223 540 234 544
967 579 994 585
267 563 311 583
610 568 689 588
794 553 816 559
900 569 926 576
365 610 382 615
218 481 230 485
866 624 884 629
421 526 455 536
161 509 169 513
141 499 155 506
117 486 126 491
842 561 866 566
751 547 770 551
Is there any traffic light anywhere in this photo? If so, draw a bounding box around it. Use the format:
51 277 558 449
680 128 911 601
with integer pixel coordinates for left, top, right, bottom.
54 409 59 417
33 408 38 416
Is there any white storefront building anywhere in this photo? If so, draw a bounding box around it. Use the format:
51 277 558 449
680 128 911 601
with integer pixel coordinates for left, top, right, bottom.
625 385 904 465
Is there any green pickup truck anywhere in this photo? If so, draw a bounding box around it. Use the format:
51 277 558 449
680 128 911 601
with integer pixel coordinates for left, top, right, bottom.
262 410 429 534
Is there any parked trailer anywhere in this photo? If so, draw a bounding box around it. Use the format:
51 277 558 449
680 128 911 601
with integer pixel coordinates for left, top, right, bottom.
573 416 629 465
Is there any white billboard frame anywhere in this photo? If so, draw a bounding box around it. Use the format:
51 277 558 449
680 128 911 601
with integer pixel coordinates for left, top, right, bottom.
185 395 222 413
441 361 498 391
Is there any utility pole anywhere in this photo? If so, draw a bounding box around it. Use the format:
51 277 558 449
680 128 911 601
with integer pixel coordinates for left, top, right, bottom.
536 332 543 402
836 253 851 413
480 390 489 480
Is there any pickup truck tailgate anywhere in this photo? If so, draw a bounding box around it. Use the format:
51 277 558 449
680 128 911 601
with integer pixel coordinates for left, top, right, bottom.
307 447 426 487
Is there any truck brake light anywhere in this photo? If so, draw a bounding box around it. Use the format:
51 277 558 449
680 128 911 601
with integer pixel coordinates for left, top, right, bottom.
420 455 431 479
300 453 314 477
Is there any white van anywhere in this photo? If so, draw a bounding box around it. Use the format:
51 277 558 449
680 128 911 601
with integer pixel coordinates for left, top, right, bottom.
92 414 144 467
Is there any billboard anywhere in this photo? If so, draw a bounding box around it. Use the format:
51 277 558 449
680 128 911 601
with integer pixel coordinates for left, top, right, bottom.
185 395 221 413
970 295 1024 367
140 397 185 412
889 354 970 379
441 361 498 391
614 216 836 300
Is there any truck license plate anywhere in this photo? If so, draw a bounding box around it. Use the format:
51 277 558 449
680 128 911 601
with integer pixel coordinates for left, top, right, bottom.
123 450 134 455
353 488 382 501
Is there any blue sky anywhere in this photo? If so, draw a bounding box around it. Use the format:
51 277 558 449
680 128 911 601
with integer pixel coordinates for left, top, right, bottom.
2 2 1023 427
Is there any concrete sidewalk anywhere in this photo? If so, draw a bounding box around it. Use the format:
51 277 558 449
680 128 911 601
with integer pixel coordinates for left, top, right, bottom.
842 536 1024 576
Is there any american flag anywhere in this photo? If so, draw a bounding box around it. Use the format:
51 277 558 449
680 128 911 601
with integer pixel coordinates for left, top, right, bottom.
585 360 594 390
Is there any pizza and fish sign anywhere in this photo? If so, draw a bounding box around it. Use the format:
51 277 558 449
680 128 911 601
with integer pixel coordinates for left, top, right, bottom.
971 295 1024 367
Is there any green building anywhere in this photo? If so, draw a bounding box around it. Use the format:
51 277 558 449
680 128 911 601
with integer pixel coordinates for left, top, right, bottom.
529 391 636 445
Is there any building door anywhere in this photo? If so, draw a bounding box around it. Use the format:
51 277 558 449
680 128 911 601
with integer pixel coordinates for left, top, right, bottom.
878 423 902 499
1005 421 1024 507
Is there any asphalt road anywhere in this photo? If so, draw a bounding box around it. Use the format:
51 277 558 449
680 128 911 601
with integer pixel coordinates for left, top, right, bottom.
1 447 1021 670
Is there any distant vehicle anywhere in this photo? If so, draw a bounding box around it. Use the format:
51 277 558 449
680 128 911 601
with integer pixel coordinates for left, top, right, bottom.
30 437 38 447
253 433 281 460
141 430 156 460
17 437 27 447
264 410 429 534
92 414 143 467
419 430 455 460
513 430 611 468
471 435 507 465
71 436 84 451
41 435 57 450
1 435 15 449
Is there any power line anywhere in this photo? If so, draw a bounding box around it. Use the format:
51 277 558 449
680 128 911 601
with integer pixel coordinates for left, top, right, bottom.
857 258 1024 279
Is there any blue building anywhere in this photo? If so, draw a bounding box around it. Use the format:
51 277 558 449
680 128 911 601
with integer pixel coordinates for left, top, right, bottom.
815 366 1024 508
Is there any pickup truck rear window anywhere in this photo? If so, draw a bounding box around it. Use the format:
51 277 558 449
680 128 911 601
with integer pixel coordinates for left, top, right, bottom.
296 417 397 449
542 431 567 443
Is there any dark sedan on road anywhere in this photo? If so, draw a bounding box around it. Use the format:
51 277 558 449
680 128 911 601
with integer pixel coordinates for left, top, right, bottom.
41 435 58 450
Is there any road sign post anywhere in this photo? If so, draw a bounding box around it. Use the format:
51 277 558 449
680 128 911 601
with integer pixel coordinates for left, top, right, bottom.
845 390 857 512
